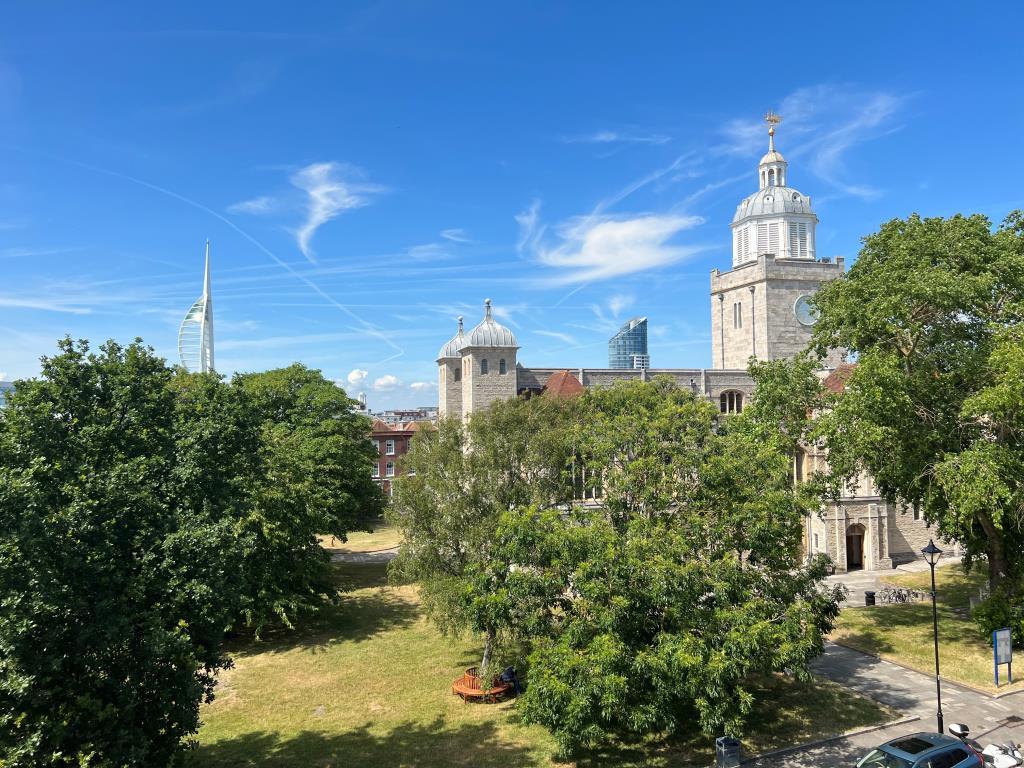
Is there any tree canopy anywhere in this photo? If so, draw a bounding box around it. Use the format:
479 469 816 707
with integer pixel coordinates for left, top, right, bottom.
233 364 384 632
390 379 842 757
808 212 1024 597
0 339 238 766
0 340 382 765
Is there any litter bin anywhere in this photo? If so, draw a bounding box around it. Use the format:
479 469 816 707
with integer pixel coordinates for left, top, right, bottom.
865 590 876 607
716 736 742 768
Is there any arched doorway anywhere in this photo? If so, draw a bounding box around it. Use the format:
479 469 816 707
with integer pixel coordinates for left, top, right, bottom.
846 524 866 571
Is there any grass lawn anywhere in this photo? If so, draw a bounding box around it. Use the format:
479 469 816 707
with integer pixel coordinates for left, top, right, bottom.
187 561 896 768
319 519 403 553
831 567 1023 694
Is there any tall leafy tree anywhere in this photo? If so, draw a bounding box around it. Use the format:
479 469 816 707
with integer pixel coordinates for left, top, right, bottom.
0 339 238 767
232 364 384 633
388 395 577 672
396 380 839 756
809 212 1024 593
501 381 840 756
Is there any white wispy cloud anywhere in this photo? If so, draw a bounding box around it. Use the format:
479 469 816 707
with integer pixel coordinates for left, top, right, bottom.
373 374 401 391
347 368 368 387
290 162 385 263
515 199 544 255
535 213 704 285
489 301 528 329
718 84 906 199
608 294 633 317
0 296 92 314
0 246 82 260
535 330 576 346
407 243 452 261
440 228 472 243
409 381 436 391
227 195 276 215
562 130 670 146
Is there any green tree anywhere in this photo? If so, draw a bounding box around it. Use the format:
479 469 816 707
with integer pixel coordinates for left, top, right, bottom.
504 381 840 756
809 212 1024 593
0 339 238 767
232 364 384 633
388 395 577 673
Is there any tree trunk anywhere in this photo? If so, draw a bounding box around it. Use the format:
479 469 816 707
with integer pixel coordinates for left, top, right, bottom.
480 628 496 679
976 509 1009 591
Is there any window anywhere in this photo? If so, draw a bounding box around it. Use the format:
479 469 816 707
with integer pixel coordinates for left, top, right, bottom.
385 439 395 455
499 358 507 375
733 301 742 329
372 439 380 452
454 366 461 382
856 749 912 768
767 222 779 254
739 226 750 261
757 222 769 254
463 359 468 376
767 168 775 186
927 748 968 768
795 448 805 483
480 358 488 375
372 463 380 478
719 391 743 414
814 533 819 551
386 461 395 477
789 222 808 258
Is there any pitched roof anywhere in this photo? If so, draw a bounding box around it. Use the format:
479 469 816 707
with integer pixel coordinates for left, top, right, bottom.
371 418 391 432
543 370 584 399
823 363 857 393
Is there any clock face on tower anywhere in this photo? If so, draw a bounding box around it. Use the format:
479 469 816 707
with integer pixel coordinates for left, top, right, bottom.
794 295 817 326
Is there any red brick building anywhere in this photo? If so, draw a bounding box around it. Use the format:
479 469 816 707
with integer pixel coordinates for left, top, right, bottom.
370 419 429 497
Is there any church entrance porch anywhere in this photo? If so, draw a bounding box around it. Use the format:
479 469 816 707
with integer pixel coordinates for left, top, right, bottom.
845 524 865 571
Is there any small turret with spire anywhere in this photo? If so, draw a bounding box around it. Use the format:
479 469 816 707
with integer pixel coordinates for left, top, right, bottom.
759 111 788 189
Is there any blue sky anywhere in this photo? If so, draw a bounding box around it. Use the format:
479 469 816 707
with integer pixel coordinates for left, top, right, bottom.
3 3 1024 409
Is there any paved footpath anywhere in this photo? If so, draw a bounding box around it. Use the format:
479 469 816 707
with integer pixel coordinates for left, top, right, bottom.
827 558 962 608
330 547 398 564
748 643 1024 766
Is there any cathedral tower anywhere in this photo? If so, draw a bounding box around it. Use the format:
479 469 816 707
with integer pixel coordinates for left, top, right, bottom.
460 299 518 420
437 316 465 420
711 114 844 369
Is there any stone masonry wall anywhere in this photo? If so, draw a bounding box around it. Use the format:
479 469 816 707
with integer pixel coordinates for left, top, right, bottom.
461 346 517 420
516 367 756 403
711 255 845 370
437 360 463 420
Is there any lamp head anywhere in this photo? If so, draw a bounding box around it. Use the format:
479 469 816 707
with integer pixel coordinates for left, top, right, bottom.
921 538 943 566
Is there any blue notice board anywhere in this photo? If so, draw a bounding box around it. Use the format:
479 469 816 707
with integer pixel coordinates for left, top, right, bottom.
994 627 1013 686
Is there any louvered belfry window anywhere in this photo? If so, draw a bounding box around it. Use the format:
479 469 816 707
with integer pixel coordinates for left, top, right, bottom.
789 222 808 258
757 223 769 255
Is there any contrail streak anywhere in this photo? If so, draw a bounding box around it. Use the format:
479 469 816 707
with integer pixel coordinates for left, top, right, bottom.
9 147 405 365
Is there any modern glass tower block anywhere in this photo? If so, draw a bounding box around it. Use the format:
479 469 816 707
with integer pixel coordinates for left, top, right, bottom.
608 317 648 369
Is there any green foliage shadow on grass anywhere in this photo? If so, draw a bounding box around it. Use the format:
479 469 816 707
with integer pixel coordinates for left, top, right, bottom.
226 563 416 656
187 718 543 768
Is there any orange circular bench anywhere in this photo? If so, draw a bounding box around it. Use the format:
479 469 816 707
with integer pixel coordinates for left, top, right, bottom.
451 666 512 703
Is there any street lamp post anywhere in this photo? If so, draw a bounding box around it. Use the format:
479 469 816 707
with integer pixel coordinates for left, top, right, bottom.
922 539 944 734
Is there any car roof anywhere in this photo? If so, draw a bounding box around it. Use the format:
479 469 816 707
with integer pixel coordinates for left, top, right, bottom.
883 732 961 759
